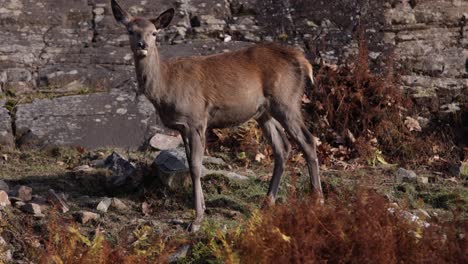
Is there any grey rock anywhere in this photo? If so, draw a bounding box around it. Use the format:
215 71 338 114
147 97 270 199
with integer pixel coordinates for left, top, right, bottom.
73 165 94 172
0 100 14 148
154 149 191 190
203 156 227 167
8 196 21 205
13 201 25 209
112 198 129 211
0 191 10 207
20 203 44 217
15 91 158 150
169 245 191 263
0 180 9 192
155 149 189 172
229 0 256 15
417 176 429 184
17 185 32 202
104 152 137 188
205 169 248 181
6 68 32 82
154 149 246 189
47 189 69 213
149 133 182 150
97 197 113 213
31 195 50 212
76 211 100 224
396 168 418 183
90 159 107 168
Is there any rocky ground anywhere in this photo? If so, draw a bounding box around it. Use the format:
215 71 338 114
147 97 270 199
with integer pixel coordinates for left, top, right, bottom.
0 0 467 263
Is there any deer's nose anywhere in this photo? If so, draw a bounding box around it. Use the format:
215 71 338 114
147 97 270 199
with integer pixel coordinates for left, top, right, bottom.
137 41 147 49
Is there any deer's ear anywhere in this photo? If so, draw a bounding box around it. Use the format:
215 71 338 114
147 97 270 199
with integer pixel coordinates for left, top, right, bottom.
111 0 132 26
150 8 175 29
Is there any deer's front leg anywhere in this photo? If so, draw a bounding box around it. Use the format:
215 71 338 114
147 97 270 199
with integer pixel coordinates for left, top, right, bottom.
186 127 206 232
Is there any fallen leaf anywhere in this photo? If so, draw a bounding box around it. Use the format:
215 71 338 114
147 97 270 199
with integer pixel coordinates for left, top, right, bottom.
313 136 322 146
237 152 247 160
142 201 151 216
404 116 422 132
346 129 356 143
274 227 291 242
376 155 389 165
255 153 266 162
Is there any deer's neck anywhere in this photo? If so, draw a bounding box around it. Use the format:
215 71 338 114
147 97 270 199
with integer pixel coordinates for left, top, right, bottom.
134 46 166 103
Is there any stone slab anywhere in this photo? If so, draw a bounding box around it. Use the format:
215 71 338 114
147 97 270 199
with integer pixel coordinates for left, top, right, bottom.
15 91 160 150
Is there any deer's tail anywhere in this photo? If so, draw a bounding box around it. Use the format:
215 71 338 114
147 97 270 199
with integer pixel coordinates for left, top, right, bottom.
297 56 314 87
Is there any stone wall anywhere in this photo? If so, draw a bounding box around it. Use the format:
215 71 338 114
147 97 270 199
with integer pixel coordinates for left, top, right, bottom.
0 0 466 149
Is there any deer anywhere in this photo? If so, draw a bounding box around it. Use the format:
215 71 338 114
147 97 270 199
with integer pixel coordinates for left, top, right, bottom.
111 0 322 232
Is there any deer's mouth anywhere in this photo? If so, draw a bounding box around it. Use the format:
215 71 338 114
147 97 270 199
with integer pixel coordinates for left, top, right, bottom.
136 49 148 57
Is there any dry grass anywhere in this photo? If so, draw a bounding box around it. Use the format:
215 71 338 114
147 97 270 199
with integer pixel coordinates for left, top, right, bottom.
21 212 181 264
2 179 465 263
216 189 467 264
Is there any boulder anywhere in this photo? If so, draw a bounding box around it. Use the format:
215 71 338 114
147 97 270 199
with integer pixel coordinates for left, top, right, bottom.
203 156 227 167
205 169 248 181
112 198 129 211
104 152 137 188
169 245 191 263
0 191 10 207
73 165 94 173
417 176 429 185
149 133 182 150
96 197 113 213
47 189 70 213
153 149 247 189
153 149 191 190
20 203 44 217
17 185 33 202
0 180 9 192
76 211 100 224
396 168 417 183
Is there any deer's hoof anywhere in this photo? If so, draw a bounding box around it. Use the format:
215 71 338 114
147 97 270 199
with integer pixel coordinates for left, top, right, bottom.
261 196 275 209
188 222 202 233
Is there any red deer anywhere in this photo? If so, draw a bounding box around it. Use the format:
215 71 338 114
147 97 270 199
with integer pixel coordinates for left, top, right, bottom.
111 0 322 232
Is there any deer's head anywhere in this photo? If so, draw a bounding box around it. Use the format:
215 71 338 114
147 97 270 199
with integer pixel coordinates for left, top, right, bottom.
111 0 174 58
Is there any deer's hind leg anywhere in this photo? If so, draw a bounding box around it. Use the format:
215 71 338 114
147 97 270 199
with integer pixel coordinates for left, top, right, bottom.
258 115 291 205
272 104 323 196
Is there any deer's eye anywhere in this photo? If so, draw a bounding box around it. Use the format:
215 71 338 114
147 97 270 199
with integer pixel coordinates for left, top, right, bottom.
152 32 157 37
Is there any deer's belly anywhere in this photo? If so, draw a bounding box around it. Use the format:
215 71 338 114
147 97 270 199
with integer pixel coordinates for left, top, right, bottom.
208 99 267 128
